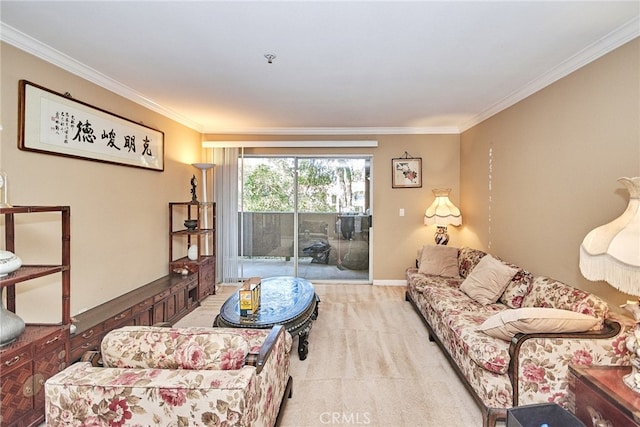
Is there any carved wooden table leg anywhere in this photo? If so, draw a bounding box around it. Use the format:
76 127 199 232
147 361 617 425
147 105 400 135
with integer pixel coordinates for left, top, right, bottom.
298 331 309 360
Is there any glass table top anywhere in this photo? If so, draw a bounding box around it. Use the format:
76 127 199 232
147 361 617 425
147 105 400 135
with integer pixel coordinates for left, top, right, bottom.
219 276 316 327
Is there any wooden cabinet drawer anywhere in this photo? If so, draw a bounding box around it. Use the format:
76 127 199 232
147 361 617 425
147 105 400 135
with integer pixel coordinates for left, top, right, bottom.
574 382 638 426
133 297 154 314
0 345 32 365
34 329 68 354
70 335 103 361
154 289 171 303
569 365 640 427
104 308 133 330
0 352 33 425
70 325 104 348
70 325 104 362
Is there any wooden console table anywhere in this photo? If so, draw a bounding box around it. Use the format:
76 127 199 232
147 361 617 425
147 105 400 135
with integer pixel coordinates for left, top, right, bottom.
70 273 198 362
568 365 640 426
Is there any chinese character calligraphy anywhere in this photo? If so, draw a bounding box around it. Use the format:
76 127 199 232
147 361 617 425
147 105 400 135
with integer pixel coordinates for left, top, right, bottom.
20 80 164 171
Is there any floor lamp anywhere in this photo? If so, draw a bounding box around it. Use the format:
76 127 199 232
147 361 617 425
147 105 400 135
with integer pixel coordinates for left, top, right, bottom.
580 176 640 393
192 163 215 255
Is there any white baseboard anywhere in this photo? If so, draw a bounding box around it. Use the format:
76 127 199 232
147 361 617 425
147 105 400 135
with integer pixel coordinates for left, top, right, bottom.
372 279 406 286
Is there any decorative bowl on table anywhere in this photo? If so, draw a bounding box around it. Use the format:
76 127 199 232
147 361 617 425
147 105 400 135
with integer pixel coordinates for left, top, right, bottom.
184 219 198 230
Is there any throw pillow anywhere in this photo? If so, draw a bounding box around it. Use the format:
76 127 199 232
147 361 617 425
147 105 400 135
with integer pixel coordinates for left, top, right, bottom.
499 268 534 309
460 254 519 305
457 247 487 278
418 245 460 277
478 307 602 341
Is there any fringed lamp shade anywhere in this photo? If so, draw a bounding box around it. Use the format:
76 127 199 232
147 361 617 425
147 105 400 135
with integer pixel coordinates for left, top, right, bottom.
424 188 462 245
579 177 640 394
579 177 640 296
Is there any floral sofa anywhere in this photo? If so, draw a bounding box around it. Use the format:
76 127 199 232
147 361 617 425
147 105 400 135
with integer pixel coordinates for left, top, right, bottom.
405 245 632 427
45 325 293 427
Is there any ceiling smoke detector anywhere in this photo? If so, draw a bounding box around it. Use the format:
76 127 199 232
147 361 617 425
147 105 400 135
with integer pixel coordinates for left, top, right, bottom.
264 53 276 64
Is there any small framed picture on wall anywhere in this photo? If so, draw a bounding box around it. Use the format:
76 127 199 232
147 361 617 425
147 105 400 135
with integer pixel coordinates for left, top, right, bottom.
392 157 422 188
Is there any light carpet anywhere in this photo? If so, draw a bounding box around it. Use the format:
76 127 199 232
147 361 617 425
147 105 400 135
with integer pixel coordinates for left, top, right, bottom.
175 284 487 427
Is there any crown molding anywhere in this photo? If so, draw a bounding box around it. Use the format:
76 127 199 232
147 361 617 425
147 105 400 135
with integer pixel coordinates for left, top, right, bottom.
3 15 637 137
460 17 640 132
203 140 379 148
203 126 461 136
0 23 204 132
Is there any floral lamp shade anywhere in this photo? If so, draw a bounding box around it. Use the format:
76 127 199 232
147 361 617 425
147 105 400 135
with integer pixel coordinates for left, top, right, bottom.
424 188 462 245
579 176 640 393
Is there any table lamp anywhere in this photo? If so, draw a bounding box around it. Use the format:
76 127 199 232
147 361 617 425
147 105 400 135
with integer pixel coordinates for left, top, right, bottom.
424 188 462 245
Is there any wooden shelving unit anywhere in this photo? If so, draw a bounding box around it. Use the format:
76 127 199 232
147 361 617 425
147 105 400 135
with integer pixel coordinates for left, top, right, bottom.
169 201 216 298
0 205 71 427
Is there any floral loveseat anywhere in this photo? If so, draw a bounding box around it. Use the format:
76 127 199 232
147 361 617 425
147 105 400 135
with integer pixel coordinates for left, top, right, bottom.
405 245 632 427
45 325 293 427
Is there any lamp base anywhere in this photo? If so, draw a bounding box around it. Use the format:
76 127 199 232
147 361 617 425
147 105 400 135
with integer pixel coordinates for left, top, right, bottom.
622 357 640 394
434 226 449 245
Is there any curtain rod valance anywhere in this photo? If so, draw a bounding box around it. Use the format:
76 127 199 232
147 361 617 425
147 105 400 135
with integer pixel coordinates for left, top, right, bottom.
203 140 378 148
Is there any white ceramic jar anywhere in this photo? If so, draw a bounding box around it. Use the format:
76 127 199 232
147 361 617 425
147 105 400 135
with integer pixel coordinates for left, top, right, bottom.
0 250 21 277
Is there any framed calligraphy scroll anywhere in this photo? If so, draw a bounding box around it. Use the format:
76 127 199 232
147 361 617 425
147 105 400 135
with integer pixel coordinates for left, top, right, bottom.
391 156 422 188
18 80 164 171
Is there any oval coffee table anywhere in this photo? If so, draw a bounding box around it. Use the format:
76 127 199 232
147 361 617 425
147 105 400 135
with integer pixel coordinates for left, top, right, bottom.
214 276 320 360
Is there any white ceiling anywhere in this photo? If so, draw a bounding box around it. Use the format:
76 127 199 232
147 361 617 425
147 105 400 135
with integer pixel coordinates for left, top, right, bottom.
1 1 638 135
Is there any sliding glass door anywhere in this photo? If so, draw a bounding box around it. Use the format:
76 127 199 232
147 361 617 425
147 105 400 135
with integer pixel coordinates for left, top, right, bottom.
238 156 372 282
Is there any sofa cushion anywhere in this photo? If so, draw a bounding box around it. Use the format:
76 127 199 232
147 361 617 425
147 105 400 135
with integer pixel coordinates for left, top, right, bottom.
101 326 251 370
460 255 519 305
445 311 511 374
457 247 487 278
423 284 504 316
407 270 464 294
418 245 460 277
522 276 610 321
478 307 602 341
499 268 534 309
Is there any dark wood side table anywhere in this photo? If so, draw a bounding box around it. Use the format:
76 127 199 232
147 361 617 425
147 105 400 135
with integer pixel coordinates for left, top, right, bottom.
568 365 640 426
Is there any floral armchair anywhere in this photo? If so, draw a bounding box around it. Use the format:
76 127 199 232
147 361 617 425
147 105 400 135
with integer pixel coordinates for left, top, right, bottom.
45 325 293 427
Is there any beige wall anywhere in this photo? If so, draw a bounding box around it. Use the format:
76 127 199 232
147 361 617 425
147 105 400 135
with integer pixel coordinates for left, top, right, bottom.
460 38 640 310
203 134 461 281
1 43 204 321
3 35 637 320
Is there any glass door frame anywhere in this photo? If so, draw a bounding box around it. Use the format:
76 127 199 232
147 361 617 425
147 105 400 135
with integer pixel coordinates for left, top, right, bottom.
238 154 373 283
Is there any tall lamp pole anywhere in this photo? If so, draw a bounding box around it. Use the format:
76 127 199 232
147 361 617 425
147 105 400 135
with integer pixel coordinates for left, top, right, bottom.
192 163 215 255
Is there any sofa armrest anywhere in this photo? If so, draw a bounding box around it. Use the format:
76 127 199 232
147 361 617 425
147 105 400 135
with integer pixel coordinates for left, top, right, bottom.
507 319 630 407
45 362 258 426
245 325 284 374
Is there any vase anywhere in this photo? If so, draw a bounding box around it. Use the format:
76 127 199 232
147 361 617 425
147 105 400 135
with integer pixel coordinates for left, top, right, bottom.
0 287 26 347
0 250 21 277
188 245 198 261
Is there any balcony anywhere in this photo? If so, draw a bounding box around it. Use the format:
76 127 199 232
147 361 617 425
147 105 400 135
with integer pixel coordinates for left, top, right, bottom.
239 212 370 281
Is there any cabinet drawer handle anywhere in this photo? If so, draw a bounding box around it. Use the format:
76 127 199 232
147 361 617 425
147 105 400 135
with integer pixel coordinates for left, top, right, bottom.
114 313 127 320
46 336 60 345
4 355 20 366
82 330 95 339
81 343 92 349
